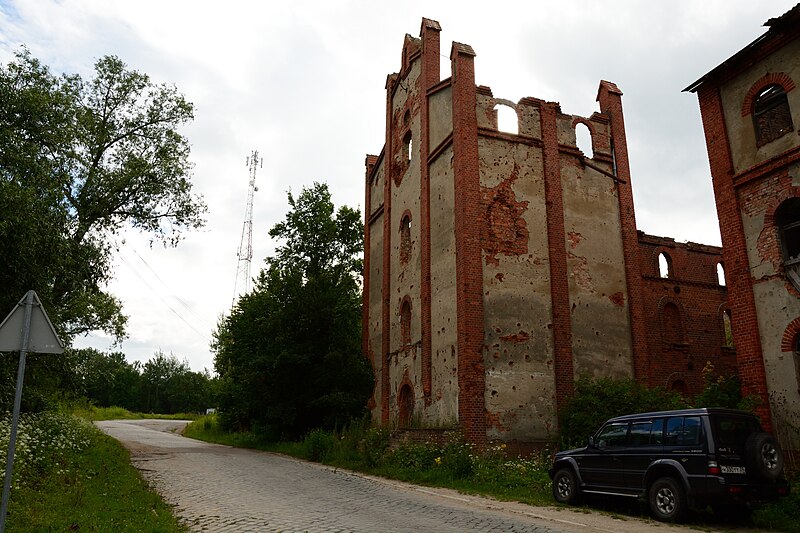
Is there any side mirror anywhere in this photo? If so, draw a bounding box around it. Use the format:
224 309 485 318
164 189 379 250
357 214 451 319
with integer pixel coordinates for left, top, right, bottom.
588 436 595 448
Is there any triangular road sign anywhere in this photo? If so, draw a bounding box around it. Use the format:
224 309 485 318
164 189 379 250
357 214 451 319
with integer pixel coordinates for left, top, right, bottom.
0 291 63 354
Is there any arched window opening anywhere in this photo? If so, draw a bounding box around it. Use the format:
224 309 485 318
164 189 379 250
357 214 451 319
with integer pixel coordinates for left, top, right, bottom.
399 214 412 265
723 309 734 348
403 131 413 164
400 299 412 347
753 84 793 146
716 262 726 286
495 104 519 135
398 384 414 427
662 302 683 346
776 197 800 290
575 122 593 157
658 252 674 278
670 380 687 395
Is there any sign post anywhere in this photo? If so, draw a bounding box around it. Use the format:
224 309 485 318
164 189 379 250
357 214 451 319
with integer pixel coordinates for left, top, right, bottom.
0 291 63 532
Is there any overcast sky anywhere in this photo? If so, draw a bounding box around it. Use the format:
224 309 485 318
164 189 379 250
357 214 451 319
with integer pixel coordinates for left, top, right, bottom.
1 0 796 372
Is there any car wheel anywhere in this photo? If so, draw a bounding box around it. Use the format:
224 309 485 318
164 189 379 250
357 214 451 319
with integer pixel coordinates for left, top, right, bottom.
746 433 784 481
552 467 581 505
648 477 687 522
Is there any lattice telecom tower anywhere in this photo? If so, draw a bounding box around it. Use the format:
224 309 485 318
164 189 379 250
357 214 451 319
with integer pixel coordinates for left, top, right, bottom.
232 150 261 306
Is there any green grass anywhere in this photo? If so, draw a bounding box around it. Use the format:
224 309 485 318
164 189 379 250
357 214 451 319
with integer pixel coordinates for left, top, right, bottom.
3 412 187 532
72 404 201 422
184 414 800 532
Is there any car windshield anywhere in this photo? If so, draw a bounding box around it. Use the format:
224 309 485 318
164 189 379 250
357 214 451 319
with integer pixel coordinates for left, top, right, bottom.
712 415 760 448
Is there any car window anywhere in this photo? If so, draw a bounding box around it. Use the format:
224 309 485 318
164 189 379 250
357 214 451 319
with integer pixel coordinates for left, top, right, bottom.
596 422 628 449
665 416 702 446
651 418 664 445
713 415 760 448
629 421 652 446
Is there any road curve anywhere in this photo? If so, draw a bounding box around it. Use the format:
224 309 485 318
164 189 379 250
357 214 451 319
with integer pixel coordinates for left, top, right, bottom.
96 419 697 533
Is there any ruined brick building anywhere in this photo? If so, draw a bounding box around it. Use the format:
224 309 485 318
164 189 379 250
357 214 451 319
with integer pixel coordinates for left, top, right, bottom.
363 18 734 445
687 4 800 448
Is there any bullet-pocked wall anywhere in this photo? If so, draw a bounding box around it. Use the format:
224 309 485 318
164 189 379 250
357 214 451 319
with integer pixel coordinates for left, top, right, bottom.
366 18 728 444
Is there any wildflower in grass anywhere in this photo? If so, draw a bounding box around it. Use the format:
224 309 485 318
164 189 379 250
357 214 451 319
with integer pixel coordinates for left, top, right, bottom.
434 456 442 466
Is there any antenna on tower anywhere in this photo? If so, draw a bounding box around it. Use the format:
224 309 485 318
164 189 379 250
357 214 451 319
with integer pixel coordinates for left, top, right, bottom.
232 150 261 307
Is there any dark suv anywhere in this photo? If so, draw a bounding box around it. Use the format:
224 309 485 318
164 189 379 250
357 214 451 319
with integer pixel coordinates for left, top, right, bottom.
549 408 790 521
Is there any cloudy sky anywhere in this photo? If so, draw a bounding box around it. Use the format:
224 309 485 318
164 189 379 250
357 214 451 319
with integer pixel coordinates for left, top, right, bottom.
1 0 796 372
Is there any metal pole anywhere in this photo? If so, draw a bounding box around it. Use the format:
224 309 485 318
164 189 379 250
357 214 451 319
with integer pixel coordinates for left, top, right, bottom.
0 291 34 533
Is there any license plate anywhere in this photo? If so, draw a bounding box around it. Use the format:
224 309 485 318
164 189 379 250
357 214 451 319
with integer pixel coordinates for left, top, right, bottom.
721 465 746 474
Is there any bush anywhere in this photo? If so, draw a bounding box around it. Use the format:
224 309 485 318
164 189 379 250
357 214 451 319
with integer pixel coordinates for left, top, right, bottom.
303 428 336 461
558 376 686 447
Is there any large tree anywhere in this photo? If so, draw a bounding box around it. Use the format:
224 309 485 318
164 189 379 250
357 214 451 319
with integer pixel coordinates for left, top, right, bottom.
213 182 372 438
0 49 205 341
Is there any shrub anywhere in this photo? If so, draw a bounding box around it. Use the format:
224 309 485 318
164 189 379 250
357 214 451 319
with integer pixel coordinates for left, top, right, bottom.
558 375 686 447
303 428 336 461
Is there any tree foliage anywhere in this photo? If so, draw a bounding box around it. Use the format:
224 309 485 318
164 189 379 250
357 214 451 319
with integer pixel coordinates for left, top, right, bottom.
0 48 205 342
213 182 373 439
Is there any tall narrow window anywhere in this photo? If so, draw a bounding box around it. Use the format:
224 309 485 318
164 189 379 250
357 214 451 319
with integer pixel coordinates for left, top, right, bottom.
495 104 519 135
403 131 412 163
575 122 593 157
717 263 726 286
776 197 800 290
399 214 412 265
400 298 412 347
753 84 793 146
663 302 683 346
658 252 674 278
723 309 734 348
794 335 800 394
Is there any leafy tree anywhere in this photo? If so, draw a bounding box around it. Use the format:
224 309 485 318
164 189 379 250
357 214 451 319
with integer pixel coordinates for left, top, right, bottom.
0 48 205 343
213 182 373 439
558 376 687 447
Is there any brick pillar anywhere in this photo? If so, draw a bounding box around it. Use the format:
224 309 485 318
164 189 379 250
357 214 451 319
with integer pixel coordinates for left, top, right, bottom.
419 18 441 405
697 84 773 430
596 81 650 385
540 101 575 416
450 42 486 446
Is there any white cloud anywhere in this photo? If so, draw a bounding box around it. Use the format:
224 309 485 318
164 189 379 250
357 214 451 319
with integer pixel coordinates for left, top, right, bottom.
3 0 797 371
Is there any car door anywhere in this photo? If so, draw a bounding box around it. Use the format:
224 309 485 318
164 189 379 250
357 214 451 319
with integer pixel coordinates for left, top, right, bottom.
578 421 629 489
621 418 664 490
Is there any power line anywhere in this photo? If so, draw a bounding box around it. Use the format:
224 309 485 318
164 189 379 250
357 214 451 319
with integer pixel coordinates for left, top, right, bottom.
117 251 210 339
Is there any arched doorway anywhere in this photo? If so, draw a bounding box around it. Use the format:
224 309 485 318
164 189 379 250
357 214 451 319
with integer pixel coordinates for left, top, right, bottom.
398 384 414 427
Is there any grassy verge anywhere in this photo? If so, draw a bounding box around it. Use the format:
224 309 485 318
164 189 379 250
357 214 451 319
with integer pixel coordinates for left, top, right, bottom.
72 404 201 421
2 412 187 532
185 414 800 532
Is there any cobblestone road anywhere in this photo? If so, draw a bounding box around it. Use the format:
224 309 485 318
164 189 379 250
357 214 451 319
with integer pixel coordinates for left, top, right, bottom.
97 420 696 533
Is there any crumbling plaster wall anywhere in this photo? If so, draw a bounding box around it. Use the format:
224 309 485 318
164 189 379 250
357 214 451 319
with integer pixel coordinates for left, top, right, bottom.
477 133 556 441
558 114 633 380
367 163 385 421
428 145 459 425
738 165 800 444
387 57 424 423
719 37 800 174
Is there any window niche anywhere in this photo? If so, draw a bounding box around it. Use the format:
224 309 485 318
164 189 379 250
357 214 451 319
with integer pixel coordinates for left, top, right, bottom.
400 298 412 347
776 197 800 291
658 252 674 279
753 84 794 146
399 213 412 265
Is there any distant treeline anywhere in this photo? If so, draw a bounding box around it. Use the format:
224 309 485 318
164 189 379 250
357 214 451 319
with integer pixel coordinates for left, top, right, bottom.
0 348 217 414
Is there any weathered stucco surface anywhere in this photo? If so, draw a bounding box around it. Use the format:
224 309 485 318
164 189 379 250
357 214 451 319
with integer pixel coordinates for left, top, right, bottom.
429 87 453 150
560 144 633 379
478 135 556 442
368 192 384 420
720 37 800 174
428 146 459 425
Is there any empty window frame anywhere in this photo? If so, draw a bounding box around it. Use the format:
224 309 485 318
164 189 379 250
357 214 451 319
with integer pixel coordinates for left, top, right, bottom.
753 84 794 146
658 252 674 278
399 214 412 264
776 197 800 290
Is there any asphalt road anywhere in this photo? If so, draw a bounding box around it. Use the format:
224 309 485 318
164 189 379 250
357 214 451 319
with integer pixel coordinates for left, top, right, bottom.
96 419 702 533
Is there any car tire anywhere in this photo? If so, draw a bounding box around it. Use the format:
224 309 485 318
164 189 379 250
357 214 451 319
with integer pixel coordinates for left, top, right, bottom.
648 477 687 522
552 467 581 505
745 432 784 481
